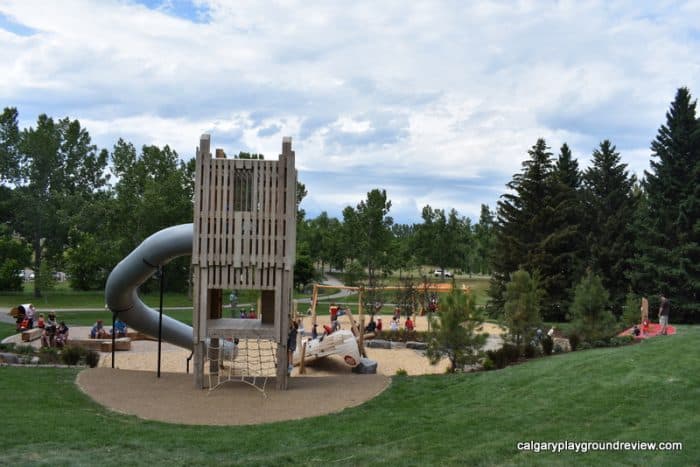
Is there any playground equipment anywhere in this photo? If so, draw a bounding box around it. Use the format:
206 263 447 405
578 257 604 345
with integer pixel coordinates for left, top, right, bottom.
293 329 361 368
302 282 459 359
106 135 297 391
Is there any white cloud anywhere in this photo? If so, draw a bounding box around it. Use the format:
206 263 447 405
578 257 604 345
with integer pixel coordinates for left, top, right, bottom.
0 0 698 222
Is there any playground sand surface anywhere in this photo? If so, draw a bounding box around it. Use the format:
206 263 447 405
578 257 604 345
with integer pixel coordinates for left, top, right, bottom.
77 367 390 426
8 318 504 426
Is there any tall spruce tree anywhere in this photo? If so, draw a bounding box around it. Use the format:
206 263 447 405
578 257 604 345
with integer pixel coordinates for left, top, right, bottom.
549 143 586 314
583 140 636 312
631 87 700 322
489 139 560 318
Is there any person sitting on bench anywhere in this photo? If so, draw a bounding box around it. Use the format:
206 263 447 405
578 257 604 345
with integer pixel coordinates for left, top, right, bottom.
112 318 128 338
55 321 69 348
90 320 110 339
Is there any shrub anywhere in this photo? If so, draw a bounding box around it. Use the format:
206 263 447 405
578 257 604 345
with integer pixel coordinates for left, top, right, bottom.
85 350 100 368
486 348 508 369
523 343 537 359
570 272 618 341
39 347 60 364
395 368 407 376
503 343 520 363
578 342 592 351
609 336 635 347
541 335 554 355
503 269 543 347
0 343 16 352
15 344 35 355
621 292 641 327
568 333 580 351
482 357 495 371
61 346 84 365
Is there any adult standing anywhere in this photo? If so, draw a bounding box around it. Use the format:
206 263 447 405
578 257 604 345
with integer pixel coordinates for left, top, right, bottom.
23 303 36 329
658 293 670 335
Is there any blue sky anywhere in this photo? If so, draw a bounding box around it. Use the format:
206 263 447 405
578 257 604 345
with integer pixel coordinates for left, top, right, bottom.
1 0 698 224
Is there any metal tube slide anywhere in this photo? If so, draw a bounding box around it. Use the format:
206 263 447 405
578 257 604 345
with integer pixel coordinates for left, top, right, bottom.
105 224 194 350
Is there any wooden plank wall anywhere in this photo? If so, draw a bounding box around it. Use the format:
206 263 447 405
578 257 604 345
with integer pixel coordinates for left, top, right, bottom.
192 134 297 344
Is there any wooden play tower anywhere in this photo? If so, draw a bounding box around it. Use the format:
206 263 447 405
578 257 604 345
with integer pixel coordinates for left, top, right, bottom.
191 134 297 390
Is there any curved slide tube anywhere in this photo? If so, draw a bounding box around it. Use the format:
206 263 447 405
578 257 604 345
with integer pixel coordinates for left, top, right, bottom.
105 224 194 350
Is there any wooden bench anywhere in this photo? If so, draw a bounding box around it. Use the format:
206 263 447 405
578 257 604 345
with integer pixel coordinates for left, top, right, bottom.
21 328 42 342
70 337 132 352
100 338 132 352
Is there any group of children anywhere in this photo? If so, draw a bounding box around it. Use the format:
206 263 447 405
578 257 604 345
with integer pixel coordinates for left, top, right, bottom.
89 318 128 339
13 304 70 348
237 308 257 319
37 312 69 348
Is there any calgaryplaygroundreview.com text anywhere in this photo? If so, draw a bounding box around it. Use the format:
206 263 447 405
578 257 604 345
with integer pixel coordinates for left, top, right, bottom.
517 440 683 454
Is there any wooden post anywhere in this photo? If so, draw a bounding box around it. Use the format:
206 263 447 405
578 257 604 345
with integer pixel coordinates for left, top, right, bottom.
311 284 319 326
299 341 306 374
208 289 222 373
357 287 367 358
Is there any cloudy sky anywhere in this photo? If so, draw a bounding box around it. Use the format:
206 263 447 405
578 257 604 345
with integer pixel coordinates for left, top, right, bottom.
1 1 698 223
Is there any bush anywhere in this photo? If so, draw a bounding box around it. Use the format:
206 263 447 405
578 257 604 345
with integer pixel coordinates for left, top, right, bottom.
568 333 580 351
61 346 84 365
15 344 35 355
39 347 60 364
570 272 618 341
578 342 592 351
609 336 635 347
523 343 537 359
486 348 508 369
621 292 641 328
503 343 520 363
85 350 100 368
541 335 554 355
482 357 495 371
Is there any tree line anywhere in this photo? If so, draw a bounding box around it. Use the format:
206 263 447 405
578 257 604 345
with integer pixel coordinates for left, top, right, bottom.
0 87 697 324
489 87 699 323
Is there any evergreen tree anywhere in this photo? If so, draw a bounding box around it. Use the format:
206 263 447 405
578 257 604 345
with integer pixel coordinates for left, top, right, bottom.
631 87 700 321
426 287 487 372
547 143 586 315
489 138 569 319
569 271 618 341
473 204 495 275
583 140 637 312
503 269 543 347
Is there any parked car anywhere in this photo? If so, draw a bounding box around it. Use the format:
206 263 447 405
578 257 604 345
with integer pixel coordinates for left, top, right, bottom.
433 269 453 278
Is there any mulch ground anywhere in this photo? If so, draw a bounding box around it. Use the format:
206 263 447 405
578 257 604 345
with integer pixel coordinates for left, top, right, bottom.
76 367 390 426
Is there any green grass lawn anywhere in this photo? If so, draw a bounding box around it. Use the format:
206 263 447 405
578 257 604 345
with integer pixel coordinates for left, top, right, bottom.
0 282 340 310
0 327 697 465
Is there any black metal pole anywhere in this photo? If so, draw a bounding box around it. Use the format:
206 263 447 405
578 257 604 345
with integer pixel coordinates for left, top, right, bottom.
157 265 164 378
111 311 116 368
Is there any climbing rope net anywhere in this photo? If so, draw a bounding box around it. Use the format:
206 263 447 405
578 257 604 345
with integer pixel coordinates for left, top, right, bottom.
206 336 278 396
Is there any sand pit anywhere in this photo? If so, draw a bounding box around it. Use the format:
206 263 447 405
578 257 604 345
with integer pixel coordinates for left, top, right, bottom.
98 317 505 377
7 318 504 426
77 367 390 426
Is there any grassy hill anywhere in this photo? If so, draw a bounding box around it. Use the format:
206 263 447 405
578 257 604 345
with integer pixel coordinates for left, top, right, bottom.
0 327 697 465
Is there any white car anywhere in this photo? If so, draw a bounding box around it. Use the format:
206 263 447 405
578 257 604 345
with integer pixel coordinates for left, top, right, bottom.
433 269 453 278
